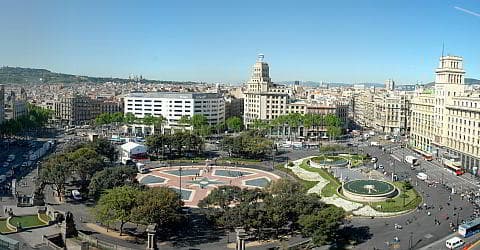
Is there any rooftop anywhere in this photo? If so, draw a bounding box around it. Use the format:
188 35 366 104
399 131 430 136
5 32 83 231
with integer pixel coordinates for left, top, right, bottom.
125 92 222 99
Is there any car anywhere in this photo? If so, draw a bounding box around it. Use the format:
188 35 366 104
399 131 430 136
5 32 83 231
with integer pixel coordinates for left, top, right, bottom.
378 165 384 169
71 190 82 201
139 168 150 174
371 157 378 163
445 236 464 249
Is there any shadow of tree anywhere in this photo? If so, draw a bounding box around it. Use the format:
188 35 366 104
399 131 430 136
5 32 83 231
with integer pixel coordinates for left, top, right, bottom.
333 225 372 249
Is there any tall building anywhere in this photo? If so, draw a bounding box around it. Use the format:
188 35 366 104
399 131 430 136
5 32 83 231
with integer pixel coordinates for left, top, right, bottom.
410 55 480 174
385 79 395 91
124 92 225 129
243 54 292 126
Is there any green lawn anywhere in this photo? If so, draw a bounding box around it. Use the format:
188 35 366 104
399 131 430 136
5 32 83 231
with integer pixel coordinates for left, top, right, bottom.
0 219 14 234
9 215 47 229
369 183 422 212
299 160 341 197
299 160 421 212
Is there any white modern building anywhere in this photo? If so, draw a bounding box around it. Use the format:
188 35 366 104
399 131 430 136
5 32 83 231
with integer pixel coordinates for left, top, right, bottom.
124 92 225 128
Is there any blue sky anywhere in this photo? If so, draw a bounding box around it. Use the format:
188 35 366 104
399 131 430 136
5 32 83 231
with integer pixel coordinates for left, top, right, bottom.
1 0 479 84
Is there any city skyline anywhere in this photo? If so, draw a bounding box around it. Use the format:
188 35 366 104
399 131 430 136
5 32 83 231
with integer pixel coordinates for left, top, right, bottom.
1 0 480 84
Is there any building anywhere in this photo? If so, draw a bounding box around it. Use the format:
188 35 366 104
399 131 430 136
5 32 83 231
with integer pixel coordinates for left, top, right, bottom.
243 54 292 126
4 88 28 120
54 95 99 125
353 88 411 135
123 92 225 129
385 79 396 91
410 55 480 175
0 85 4 124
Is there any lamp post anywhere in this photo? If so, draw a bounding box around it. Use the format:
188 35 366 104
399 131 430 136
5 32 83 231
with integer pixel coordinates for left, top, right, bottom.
179 167 183 200
391 162 395 181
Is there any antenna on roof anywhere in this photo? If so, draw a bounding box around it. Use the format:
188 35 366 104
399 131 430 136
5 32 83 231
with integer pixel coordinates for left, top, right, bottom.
441 43 445 68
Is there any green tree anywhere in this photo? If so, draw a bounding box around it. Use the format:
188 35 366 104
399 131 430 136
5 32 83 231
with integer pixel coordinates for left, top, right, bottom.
68 148 105 190
298 205 345 246
88 166 138 199
124 113 136 124
88 138 117 162
132 187 184 233
226 116 243 133
190 114 208 130
93 186 140 236
39 155 72 201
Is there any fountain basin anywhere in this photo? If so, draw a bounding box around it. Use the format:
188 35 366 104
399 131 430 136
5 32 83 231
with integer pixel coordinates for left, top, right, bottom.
342 179 397 202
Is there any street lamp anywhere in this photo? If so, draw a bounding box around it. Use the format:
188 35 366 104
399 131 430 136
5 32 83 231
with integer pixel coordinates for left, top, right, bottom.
179 167 183 200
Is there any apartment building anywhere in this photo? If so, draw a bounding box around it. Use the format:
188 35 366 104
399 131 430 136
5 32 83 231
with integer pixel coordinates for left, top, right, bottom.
123 92 225 128
353 88 411 135
410 55 480 174
54 95 100 125
4 88 28 120
0 85 4 124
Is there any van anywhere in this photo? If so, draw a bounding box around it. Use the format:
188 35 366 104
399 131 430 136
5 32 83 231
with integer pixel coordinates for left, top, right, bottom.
445 236 464 249
416 172 428 181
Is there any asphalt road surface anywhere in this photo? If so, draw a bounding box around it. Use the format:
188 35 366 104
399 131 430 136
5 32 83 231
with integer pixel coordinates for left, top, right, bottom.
352 142 476 250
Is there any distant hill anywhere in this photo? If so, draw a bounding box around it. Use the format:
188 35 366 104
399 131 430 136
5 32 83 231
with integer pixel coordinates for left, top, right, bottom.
0 66 200 85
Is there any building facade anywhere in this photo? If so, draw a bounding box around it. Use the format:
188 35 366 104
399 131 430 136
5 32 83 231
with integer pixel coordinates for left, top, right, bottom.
243 54 292 126
410 55 480 174
4 88 28 120
0 85 4 124
123 92 225 128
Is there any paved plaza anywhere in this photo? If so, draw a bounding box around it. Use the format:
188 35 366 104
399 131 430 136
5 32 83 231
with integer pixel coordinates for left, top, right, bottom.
137 166 281 207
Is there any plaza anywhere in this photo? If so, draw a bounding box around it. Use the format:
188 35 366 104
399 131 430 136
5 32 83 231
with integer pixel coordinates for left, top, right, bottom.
137 166 281 207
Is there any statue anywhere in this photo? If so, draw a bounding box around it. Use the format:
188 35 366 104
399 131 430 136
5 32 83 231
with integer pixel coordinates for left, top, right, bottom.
63 211 77 238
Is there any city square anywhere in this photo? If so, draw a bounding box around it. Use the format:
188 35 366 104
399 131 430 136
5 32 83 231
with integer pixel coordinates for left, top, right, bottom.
138 165 281 207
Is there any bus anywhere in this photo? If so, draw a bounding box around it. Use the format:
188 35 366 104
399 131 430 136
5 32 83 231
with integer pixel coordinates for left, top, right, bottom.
459 217 480 237
443 156 464 176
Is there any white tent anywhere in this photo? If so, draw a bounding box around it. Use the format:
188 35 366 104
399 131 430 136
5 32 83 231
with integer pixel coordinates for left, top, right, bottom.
121 142 147 155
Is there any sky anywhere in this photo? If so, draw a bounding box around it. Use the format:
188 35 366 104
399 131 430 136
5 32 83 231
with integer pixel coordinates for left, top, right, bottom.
1 0 480 84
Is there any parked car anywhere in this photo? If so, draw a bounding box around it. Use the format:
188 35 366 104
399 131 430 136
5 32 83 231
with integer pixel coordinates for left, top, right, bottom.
71 190 82 201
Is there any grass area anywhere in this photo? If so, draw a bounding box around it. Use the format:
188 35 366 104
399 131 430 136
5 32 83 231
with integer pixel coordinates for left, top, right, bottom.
9 215 47 229
369 182 422 213
299 160 341 197
274 164 319 190
0 219 14 234
299 159 421 212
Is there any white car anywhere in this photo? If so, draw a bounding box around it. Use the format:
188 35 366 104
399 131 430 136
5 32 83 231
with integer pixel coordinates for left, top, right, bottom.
71 190 82 201
445 236 464 249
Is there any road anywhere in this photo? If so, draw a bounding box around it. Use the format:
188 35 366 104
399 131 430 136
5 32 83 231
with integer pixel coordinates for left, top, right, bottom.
351 141 475 250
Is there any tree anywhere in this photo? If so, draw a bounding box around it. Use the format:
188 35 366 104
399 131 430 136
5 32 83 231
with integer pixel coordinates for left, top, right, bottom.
327 126 342 140
94 186 140 236
132 187 184 233
226 116 243 133
88 138 117 162
190 114 208 130
220 133 273 159
39 155 72 201
88 165 138 199
298 205 345 246
124 113 136 124
68 147 105 190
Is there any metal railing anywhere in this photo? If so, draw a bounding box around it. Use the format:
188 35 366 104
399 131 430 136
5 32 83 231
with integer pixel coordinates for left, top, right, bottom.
77 231 136 250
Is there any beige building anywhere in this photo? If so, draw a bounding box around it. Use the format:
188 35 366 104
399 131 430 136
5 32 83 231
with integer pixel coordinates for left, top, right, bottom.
53 95 122 125
4 88 28 120
0 85 4 124
353 87 411 135
243 54 292 126
410 55 480 174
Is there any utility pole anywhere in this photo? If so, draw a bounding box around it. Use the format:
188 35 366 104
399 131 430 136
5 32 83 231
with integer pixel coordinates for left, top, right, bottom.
391 162 395 181
179 167 183 200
